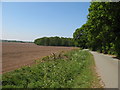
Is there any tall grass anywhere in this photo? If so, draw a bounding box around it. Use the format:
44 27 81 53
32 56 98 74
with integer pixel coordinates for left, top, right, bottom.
2 49 101 88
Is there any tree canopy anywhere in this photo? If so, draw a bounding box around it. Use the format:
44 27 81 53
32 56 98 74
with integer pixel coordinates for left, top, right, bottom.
34 36 75 47
73 2 120 57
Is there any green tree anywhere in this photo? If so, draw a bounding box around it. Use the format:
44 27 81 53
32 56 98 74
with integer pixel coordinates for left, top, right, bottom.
73 2 120 57
34 36 75 47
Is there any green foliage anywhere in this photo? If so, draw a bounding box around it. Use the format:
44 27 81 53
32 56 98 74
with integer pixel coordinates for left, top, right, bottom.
2 50 100 88
73 24 89 48
73 2 120 57
34 36 75 47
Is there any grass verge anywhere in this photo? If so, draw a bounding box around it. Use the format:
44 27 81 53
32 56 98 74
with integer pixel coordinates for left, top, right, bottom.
2 49 102 88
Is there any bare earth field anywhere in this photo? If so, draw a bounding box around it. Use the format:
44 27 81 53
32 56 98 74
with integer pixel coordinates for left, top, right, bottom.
2 42 77 73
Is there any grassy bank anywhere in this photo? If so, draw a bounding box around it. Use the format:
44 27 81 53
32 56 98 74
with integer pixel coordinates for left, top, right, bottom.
2 49 101 88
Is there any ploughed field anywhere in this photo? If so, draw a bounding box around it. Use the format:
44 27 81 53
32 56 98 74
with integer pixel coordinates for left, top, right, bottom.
2 42 76 73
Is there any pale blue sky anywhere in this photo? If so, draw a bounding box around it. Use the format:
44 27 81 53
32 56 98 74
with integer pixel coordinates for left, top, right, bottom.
0 2 2 39
2 2 90 41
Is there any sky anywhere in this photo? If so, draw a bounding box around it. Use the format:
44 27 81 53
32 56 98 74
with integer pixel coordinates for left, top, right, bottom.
2 2 90 41
0 2 2 40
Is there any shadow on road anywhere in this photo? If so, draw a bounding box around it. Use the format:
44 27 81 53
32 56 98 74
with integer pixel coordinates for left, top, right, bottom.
112 56 120 60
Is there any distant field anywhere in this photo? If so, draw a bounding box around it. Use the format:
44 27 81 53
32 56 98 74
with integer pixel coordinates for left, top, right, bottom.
2 42 77 73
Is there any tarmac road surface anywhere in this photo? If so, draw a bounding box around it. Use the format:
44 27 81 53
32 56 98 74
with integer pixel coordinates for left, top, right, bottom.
90 51 119 88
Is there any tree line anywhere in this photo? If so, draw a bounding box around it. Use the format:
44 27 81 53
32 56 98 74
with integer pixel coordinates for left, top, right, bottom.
34 36 75 47
73 2 120 57
1 40 33 43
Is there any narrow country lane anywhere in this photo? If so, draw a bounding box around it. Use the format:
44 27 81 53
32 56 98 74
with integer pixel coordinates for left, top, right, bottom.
90 51 119 88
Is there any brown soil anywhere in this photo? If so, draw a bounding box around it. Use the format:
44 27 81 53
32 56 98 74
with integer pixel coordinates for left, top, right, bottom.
2 42 77 73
